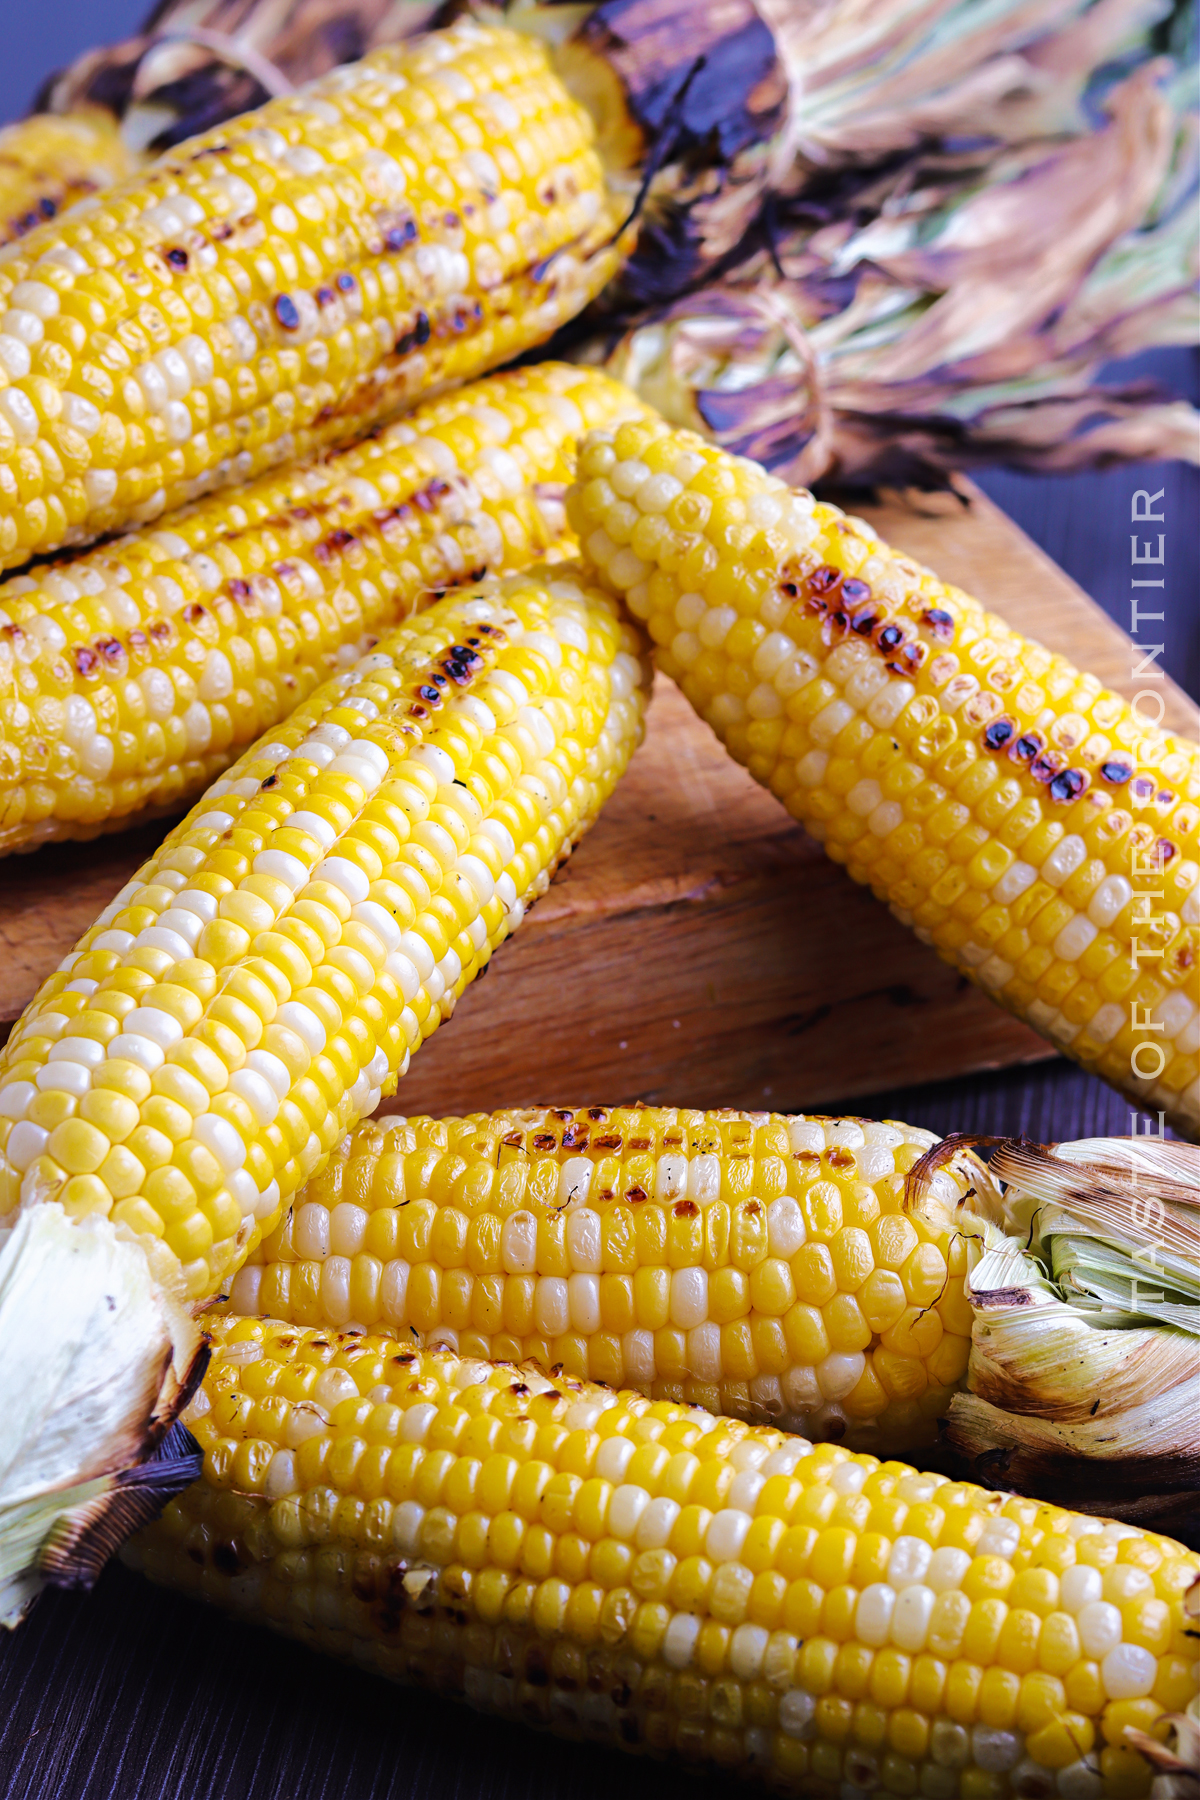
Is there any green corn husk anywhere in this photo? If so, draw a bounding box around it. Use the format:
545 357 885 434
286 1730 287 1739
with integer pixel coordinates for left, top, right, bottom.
911 1135 1200 1537
577 56 1199 485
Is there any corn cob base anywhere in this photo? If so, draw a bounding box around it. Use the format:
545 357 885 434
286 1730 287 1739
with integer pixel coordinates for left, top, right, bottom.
0 364 645 853
224 1106 990 1456
128 1318 1200 1799
568 422 1200 1138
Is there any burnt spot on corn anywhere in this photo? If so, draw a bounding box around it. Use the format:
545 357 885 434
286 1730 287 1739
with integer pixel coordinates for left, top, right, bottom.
1049 768 1089 803
532 1132 557 1151
394 309 431 355
624 1185 648 1204
502 1131 524 1149
922 607 956 642
983 717 1017 752
826 1146 856 1171
1029 749 1067 784
211 1540 241 1576
673 1199 698 1217
314 528 360 564
161 245 189 272
1010 731 1044 764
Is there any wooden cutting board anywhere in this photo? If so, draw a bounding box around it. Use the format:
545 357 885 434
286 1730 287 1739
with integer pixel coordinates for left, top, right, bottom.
3 479 1195 1116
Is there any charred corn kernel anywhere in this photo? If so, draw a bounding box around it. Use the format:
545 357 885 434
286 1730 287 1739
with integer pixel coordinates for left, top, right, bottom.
0 110 136 247
572 423 1200 1138
0 21 625 569
225 1107 986 1454
127 1317 1200 1795
0 363 646 852
0 565 649 1300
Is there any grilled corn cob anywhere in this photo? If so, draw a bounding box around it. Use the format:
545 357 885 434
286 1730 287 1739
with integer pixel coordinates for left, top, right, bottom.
128 1316 1200 1798
0 564 649 1623
0 20 625 570
223 1106 987 1457
0 110 137 247
569 422 1200 1139
0 362 647 854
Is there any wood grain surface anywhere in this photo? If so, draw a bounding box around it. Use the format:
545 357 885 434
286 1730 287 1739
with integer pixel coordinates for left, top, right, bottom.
2 480 1195 1123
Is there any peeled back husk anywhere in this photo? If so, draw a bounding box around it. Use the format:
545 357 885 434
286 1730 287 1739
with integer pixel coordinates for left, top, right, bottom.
911 1135 1200 1537
0 1205 206 1626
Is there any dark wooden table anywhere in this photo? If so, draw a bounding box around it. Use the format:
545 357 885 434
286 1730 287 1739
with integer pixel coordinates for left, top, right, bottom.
0 251 1195 1800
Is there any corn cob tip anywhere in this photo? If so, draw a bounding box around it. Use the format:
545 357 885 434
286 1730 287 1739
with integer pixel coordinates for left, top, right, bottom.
0 1200 204 1627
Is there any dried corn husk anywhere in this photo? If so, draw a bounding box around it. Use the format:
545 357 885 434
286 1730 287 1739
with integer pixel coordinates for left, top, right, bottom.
24 0 1181 314
579 58 1199 484
910 1135 1200 1537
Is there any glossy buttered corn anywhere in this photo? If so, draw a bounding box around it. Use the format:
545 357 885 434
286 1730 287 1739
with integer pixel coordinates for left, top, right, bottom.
0 20 624 569
130 1316 1200 1797
0 363 646 853
571 423 1200 1139
0 566 650 1301
0 110 137 247
226 1107 986 1455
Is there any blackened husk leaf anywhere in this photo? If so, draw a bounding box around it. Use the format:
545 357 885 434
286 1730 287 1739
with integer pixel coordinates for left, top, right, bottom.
577 59 1199 485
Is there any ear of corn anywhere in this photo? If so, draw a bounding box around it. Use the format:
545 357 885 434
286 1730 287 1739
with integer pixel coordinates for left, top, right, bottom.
0 110 137 247
0 563 649 1298
127 1314 1200 1798
222 1106 990 1458
0 362 647 854
0 563 648 1622
0 20 625 570
569 421 1200 1139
